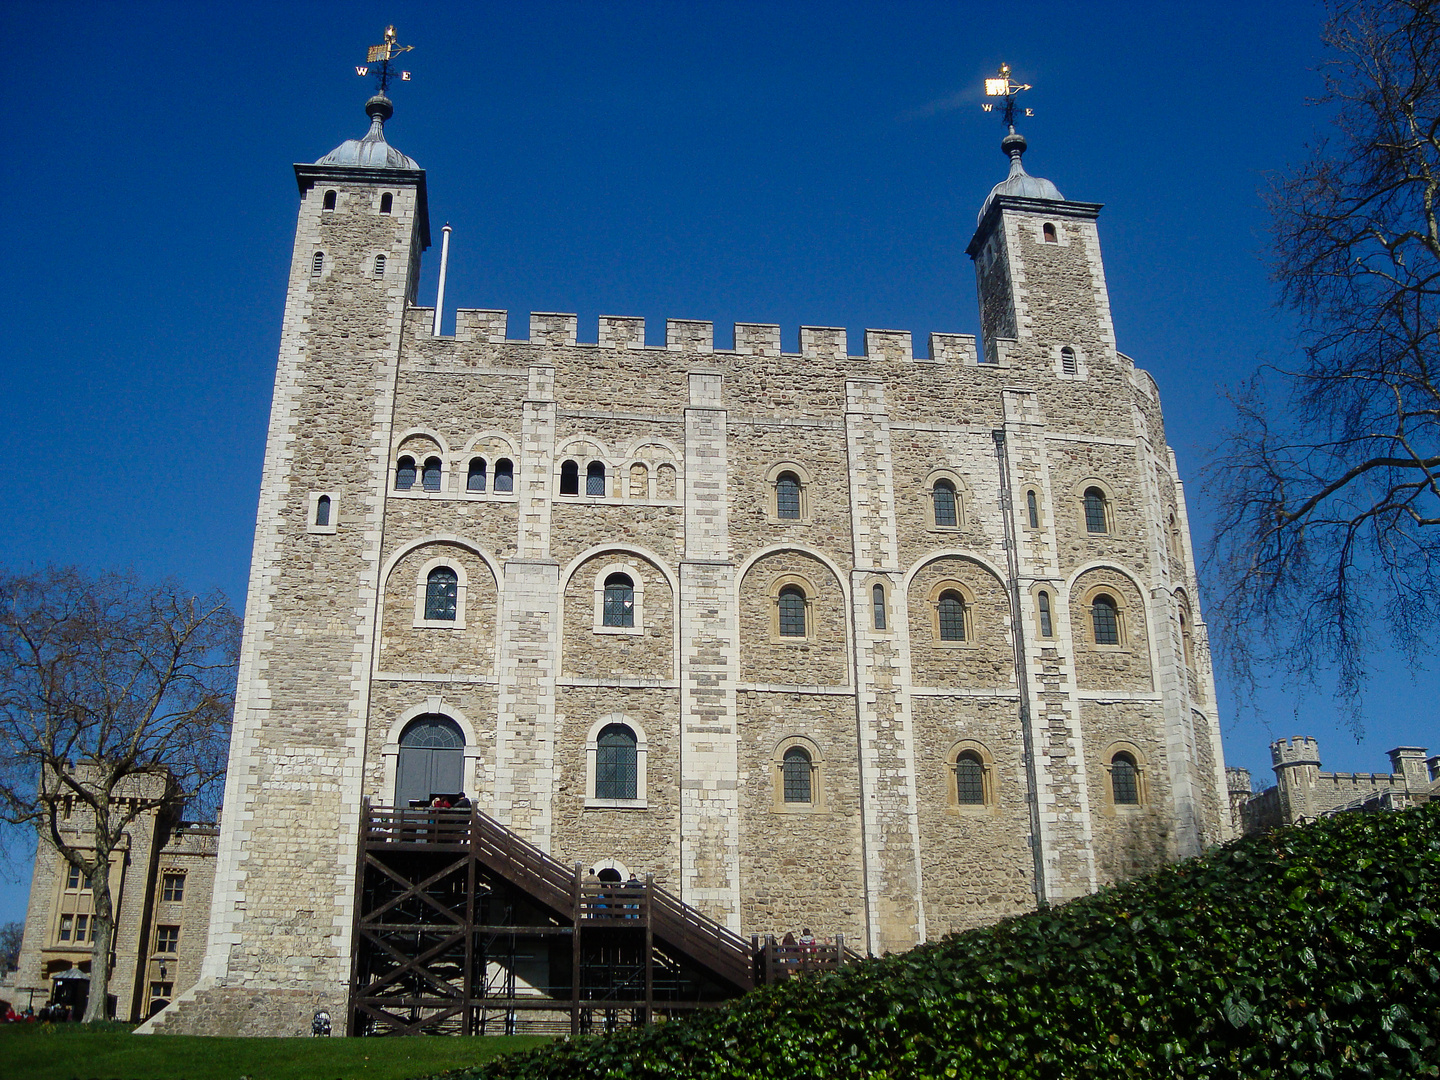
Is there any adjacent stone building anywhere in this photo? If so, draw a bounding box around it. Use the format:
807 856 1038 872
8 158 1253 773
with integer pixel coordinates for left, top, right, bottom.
1230 738 1438 834
152 92 1231 1035
8 768 217 1021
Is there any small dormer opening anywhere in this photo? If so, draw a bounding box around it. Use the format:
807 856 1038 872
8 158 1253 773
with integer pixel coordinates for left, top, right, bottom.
1061 347 1078 376
380 192 393 215
322 190 337 211
1043 222 1057 243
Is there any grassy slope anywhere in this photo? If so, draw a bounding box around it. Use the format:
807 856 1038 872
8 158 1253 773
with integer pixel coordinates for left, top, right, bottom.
447 803 1440 1080
0 1025 547 1080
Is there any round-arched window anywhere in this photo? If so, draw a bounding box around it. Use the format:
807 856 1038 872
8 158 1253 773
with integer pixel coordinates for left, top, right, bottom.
1083 487 1108 533
1111 752 1140 805
396 714 464 806
603 573 635 627
782 747 813 804
937 590 966 642
1091 594 1120 645
775 472 801 519
932 480 958 527
596 724 638 800
955 751 985 805
425 567 458 621
777 585 807 637
395 456 416 490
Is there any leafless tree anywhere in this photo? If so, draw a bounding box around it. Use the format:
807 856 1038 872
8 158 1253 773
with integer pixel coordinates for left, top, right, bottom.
0 567 239 1022
1208 0 1440 730
0 920 22 974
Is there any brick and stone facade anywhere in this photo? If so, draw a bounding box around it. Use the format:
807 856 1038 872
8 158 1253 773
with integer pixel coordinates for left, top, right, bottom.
152 102 1232 1035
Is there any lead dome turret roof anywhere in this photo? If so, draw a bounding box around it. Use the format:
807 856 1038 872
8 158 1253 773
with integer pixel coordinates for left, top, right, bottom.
978 132 1062 223
315 95 420 170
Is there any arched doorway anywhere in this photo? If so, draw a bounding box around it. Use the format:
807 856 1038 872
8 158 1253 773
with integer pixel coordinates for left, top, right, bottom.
395 714 464 806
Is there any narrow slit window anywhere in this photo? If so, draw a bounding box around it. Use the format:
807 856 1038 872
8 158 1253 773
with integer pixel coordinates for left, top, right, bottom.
956 752 986 805
775 472 801 519
778 585 807 638
1026 490 1039 529
1038 591 1053 638
602 573 635 628
425 567 458 621
394 456 416 490
421 457 442 492
314 495 331 527
782 747 813 804
872 583 887 630
380 192 393 214
1061 347 1079 376
933 480 958 527
1084 487 1108 533
467 458 487 492
373 254 387 278
586 461 606 496
560 460 579 496
494 458 514 493
322 190 337 211
937 590 966 642
1091 595 1120 645
1111 752 1140 805
311 251 324 276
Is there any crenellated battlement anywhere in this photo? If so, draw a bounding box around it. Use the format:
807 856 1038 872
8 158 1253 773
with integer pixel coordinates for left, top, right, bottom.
1271 736 1321 767
428 309 980 364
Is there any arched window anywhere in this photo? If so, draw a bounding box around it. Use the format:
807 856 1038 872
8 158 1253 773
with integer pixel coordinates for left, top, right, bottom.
595 724 638 800
560 460 580 496
1026 490 1040 529
467 458 487 492
422 457 442 492
955 752 986 805
314 495 331 527
1083 487 1108 533
311 251 324 276
597 867 623 883
1091 594 1120 645
1038 590 1053 637
395 456 416 490
872 583 887 630
395 714 464 806
494 458 514 493
380 192 393 214
374 254 387 278
1179 609 1195 670
782 747 813 804
932 480 958 528
322 190 337 211
603 573 635 628
425 567 458 621
586 461 606 496
1110 752 1140 805
629 462 649 498
775 472 802 519
937 590 966 642
1061 347 1079 376
656 463 676 499
1043 222 1057 243
777 585 807 638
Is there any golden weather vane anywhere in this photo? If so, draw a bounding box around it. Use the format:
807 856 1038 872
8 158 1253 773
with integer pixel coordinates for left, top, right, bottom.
981 63 1034 130
354 25 415 96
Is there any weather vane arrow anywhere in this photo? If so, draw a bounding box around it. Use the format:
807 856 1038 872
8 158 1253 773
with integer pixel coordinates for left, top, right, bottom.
981 63 1035 129
354 25 415 96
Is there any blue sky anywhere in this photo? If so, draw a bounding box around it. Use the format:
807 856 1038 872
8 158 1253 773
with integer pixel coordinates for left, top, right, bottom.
3 0 1434 923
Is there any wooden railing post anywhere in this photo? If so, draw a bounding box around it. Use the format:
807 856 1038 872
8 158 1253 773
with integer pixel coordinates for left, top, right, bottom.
571 862 583 1037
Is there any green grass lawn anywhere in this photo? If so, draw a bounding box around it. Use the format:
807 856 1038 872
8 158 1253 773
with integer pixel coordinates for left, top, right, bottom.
0 1022 548 1080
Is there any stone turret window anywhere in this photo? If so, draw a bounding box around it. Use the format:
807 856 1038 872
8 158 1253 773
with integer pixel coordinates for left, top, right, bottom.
1026 490 1040 529
494 458 514 493
374 254 387 278
782 747 813 803
560 460 580 496
1061 347 1079 376
322 190 337 211
421 457 442 492
1043 222 1057 243
932 480 958 528
395 456 416 490
314 495 331 527
872 583 887 630
1038 590 1053 638
311 251 324 276
467 458 486 492
424 568 458 621
380 192 393 214
586 461 606 496
1110 752 1140 805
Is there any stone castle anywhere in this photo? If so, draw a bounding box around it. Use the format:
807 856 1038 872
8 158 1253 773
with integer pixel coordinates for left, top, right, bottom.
148 87 1230 1035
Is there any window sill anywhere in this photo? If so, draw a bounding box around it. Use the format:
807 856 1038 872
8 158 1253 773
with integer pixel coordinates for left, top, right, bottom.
766 516 811 527
770 801 826 814
584 798 648 810
594 625 644 636
413 618 467 630
946 803 1000 817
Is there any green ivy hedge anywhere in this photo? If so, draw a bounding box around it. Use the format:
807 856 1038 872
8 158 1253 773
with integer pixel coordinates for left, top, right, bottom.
447 803 1440 1079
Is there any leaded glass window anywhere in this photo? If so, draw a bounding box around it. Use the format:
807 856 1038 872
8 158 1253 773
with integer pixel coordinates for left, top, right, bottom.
938 591 966 642
955 753 985 805
1027 490 1039 529
1084 487 1108 533
587 461 606 496
425 567 458 621
775 473 801 519
494 458 514 493
467 458 487 492
315 495 330 527
782 747 812 803
778 586 807 637
1111 753 1139 805
1038 590 1053 637
933 480 958 527
422 457 442 492
395 456 416 490
603 573 635 627
1091 595 1119 645
872 583 887 630
596 724 638 800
